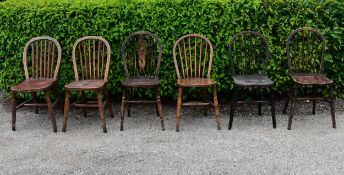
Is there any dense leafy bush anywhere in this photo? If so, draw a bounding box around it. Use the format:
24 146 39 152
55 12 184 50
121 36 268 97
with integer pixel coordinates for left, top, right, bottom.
0 0 343 100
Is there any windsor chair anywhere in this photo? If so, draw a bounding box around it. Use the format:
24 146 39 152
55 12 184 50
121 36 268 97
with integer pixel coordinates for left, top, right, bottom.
62 36 114 133
282 27 336 130
228 31 276 130
173 34 221 132
120 31 165 131
11 36 62 132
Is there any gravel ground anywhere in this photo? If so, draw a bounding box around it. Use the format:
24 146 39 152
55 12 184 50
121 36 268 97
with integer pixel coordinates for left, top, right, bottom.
0 93 344 175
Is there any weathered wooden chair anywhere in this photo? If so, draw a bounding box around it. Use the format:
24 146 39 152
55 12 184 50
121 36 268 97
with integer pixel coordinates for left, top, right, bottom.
282 27 336 130
62 36 114 133
120 31 165 131
173 34 221 132
228 31 276 130
11 36 62 132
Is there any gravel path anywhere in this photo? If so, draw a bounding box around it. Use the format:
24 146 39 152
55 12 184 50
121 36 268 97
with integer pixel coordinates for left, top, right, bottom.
0 93 343 174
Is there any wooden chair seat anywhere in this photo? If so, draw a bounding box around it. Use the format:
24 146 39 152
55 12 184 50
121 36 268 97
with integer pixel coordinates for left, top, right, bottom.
291 73 333 85
65 80 107 90
122 76 159 88
177 78 216 87
232 74 273 87
12 79 56 92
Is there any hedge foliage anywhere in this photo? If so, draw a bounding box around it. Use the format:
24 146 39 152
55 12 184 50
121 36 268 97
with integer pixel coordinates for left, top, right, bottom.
0 0 343 100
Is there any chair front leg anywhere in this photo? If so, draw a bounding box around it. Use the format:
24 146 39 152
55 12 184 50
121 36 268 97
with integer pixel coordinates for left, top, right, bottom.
31 92 39 114
44 90 57 132
329 85 336 128
212 85 221 130
62 90 71 132
287 84 297 130
228 86 238 130
97 91 107 133
155 87 165 131
176 87 183 132
120 88 127 131
12 91 17 131
269 90 276 128
104 88 115 118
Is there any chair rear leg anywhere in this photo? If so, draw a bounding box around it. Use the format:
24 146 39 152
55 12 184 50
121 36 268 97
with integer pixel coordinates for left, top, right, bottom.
228 86 238 130
80 91 87 117
329 85 336 128
12 92 17 131
44 90 57 132
212 85 221 130
62 90 71 132
202 88 208 116
32 92 39 114
258 90 262 116
176 87 183 132
155 87 165 131
270 90 276 128
287 85 297 130
127 104 131 117
312 88 316 115
104 89 115 118
97 91 107 133
120 89 127 131
283 85 293 114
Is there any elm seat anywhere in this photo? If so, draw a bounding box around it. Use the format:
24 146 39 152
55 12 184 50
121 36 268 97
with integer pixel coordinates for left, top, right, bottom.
121 76 160 88
177 78 216 87
291 73 333 85
65 80 107 90
12 79 56 92
232 74 274 87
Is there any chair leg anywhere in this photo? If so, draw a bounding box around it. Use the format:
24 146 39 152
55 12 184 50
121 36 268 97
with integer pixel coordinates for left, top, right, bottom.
62 90 71 132
270 90 276 129
212 85 221 130
155 87 165 131
258 90 262 116
44 90 57 132
283 85 293 114
228 86 238 130
80 91 87 117
287 85 297 130
127 104 131 117
104 89 115 118
329 85 336 128
201 88 208 116
97 91 107 133
176 87 183 132
155 103 160 117
31 92 39 114
12 92 17 131
312 88 316 115
120 89 127 131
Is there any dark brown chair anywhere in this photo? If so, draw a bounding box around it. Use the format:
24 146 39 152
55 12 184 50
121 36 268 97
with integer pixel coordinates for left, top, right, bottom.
282 27 336 130
173 34 221 132
11 36 62 132
228 31 276 130
62 36 114 133
120 31 165 131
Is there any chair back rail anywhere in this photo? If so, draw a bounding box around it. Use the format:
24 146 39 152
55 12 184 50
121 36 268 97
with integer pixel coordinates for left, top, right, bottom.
23 36 62 80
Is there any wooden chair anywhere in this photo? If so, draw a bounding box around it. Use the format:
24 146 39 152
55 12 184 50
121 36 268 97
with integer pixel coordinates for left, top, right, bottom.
11 36 62 132
62 36 114 133
228 31 276 130
282 27 336 130
173 34 221 132
120 31 165 131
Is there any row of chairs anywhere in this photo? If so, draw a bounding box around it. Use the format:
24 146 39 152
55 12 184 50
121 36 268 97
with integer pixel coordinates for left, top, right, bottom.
11 27 336 133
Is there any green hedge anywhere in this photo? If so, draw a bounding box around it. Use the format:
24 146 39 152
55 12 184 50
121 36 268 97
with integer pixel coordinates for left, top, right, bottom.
0 0 343 100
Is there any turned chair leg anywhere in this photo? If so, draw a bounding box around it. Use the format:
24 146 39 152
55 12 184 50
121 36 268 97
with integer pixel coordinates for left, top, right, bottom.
312 88 316 115
62 90 71 132
44 90 57 132
155 87 165 131
202 88 208 116
287 85 297 130
12 92 17 131
80 91 87 117
329 85 336 128
228 86 238 130
120 89 127 131
176 87 183 132
97 91 107 133
212 85 221 130
32 92 39 114
270 91 276 128
104 89 115 118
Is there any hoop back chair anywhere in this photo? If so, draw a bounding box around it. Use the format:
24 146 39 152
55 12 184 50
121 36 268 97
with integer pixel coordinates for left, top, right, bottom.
120 31 165 131
228 31 276 130
62 36 114 133
173 34 221 132
11 36 62 132
282 27 335 130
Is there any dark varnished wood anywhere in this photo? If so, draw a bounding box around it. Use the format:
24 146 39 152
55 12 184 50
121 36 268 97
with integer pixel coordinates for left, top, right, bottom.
173 34 221 131
120 31 165 131
11 36 61 132
284 27 335 130
228 31 276 129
